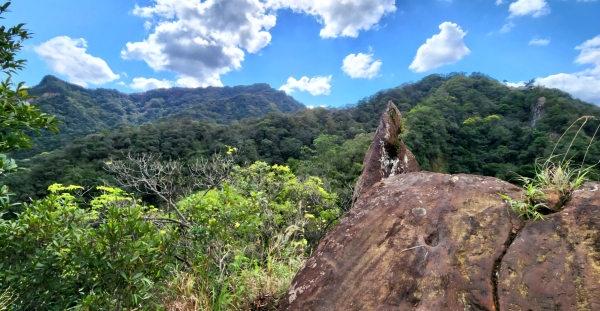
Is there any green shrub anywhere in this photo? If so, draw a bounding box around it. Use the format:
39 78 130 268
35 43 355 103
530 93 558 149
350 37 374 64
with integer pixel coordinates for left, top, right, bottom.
0 185 175 310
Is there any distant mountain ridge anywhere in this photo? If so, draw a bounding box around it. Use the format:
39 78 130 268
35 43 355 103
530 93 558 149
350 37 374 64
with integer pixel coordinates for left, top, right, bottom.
7 72 600 202
15 75 304 158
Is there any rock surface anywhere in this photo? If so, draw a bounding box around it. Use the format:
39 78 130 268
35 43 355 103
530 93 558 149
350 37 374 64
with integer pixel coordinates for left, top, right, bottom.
279 173 600 310
279 172 525 310
353 100 420 202
499 182 600 310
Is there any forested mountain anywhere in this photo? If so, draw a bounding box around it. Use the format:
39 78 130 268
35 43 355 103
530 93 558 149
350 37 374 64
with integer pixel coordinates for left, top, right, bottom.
7 72 600 201
13 75 304 158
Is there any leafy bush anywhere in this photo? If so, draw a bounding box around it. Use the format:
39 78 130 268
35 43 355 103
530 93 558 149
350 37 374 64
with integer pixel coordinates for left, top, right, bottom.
0 159 346 310
159 162 345 310
0 185 175 310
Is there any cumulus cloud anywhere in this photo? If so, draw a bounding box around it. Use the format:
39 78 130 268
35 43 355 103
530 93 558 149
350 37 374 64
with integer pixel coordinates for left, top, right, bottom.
266 0 396 38
529 37 550 45
34 36 120 87
129 77 176 91
124 0 395 87
508 0 550 18
575 34 600 65
504 81 525 88
128 75 214 91
342 52 382 79
279 76 332 96
496 0 504 5
409 22 470 73
123 0 277 88
537 34 600 104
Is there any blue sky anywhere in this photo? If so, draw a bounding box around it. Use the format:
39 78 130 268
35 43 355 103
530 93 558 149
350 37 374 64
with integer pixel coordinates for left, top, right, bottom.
5 0 600 107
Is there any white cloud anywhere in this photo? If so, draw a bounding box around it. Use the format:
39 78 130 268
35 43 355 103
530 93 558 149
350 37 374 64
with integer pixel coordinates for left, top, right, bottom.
123 0 277 88
537 34 600 104
537 69 600 104
496 0 504 5
342 52 382 79
529 37 550 46
129 77 176 91
124 0 394 87
266 0 396 38
34 36 120 87
508 0 550 18
504 81 525 87
128 75 212 91
575 34 600 65
117 81 127 86
499 21 515 33
409 22 471 73
279 76 332 96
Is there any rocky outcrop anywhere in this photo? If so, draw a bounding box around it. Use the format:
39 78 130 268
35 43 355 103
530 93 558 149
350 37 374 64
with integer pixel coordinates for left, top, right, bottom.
531 96 546 128
279 172 600 310
353 100 420 202
278 104 600 310
279 172 524 310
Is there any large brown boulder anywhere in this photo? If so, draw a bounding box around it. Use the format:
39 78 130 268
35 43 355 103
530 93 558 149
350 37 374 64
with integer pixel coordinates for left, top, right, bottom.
278 173 600 310
353 100 420 203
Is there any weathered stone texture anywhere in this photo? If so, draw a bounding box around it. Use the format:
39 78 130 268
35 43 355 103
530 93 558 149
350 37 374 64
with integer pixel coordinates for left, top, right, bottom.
353 100 420 203
499 182 600 310
279 174 600 310
280 172 525 310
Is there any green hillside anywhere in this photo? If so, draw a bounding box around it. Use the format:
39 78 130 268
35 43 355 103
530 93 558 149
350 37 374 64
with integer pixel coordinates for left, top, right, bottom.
13 75 304 158
6 72 600 201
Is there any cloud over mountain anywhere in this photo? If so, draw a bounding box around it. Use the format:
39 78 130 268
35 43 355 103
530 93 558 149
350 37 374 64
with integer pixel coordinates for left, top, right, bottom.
409 22 470 73
279 75 332 96
537 34 600 104
34 36 120 87
122 0 276 88
342 52 382 79
122 0 395 89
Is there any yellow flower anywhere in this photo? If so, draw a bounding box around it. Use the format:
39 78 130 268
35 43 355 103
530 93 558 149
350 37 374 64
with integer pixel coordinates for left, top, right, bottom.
234 222 240 228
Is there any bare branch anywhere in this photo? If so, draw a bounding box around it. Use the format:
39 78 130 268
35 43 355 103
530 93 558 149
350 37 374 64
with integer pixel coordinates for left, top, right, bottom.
105 149 239 226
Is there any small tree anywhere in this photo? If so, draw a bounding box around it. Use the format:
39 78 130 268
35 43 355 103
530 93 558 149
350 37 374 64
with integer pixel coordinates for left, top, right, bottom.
0 1 61 204
524 78 536 91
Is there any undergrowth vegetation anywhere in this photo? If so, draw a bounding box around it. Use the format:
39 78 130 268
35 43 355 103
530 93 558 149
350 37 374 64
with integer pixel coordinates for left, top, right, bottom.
0 150 350 310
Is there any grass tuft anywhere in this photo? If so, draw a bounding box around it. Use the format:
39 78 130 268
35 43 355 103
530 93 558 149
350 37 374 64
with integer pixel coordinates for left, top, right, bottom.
501 116 598 221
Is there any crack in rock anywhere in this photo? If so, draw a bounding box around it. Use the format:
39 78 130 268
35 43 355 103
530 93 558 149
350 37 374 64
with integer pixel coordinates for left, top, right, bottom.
492 218 523 311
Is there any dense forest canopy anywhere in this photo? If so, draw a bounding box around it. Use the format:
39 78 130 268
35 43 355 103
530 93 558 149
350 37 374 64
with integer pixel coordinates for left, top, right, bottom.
6 72 600 203
13 75 304 158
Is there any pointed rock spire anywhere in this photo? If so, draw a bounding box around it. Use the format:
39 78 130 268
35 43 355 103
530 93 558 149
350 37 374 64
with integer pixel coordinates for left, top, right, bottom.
353 100 420 202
